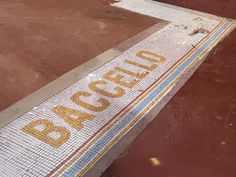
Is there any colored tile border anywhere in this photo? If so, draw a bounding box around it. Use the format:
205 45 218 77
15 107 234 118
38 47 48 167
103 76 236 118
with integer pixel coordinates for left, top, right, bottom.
49 20 234 177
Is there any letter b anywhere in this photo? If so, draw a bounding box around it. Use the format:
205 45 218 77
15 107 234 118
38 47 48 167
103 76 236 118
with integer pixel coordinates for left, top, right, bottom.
22 119 70 148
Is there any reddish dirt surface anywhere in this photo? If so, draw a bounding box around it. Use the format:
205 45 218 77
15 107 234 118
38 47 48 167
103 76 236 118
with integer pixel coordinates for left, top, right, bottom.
102 1 236 177
158 0 236 19
0 0 157 111
1 1 236 176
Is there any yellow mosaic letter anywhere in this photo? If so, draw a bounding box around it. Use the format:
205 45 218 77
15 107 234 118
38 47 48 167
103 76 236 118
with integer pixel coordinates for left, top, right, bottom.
136 50 166 63
71 91 110 112
114 66 149 79
103 69 139 89
53 106 95 131
22 119 70 148
124 59 157 71
89 80 125 98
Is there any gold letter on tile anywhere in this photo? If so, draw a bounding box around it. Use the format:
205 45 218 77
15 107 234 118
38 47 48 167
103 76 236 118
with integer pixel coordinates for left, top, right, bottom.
124 59 157 71
103 70 139 89
71 91 110 112
53 106 95 131
114 66 149 79
22 119 70 148
137 50 166 63
89 80 125 98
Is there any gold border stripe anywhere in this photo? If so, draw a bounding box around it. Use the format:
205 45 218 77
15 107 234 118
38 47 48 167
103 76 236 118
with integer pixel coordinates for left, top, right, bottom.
77 22 233 177
51 20 225 176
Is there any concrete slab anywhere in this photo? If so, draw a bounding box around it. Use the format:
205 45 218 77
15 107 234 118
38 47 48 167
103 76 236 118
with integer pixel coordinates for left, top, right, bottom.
0 0 235 177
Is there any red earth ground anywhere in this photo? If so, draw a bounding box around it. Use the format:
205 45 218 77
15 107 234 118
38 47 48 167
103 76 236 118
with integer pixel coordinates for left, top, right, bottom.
101 0 236 177
0 0 235 177
0 0 157 111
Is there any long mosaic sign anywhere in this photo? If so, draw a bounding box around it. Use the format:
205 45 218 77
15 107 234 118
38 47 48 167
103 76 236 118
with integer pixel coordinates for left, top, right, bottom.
0 1 235 176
